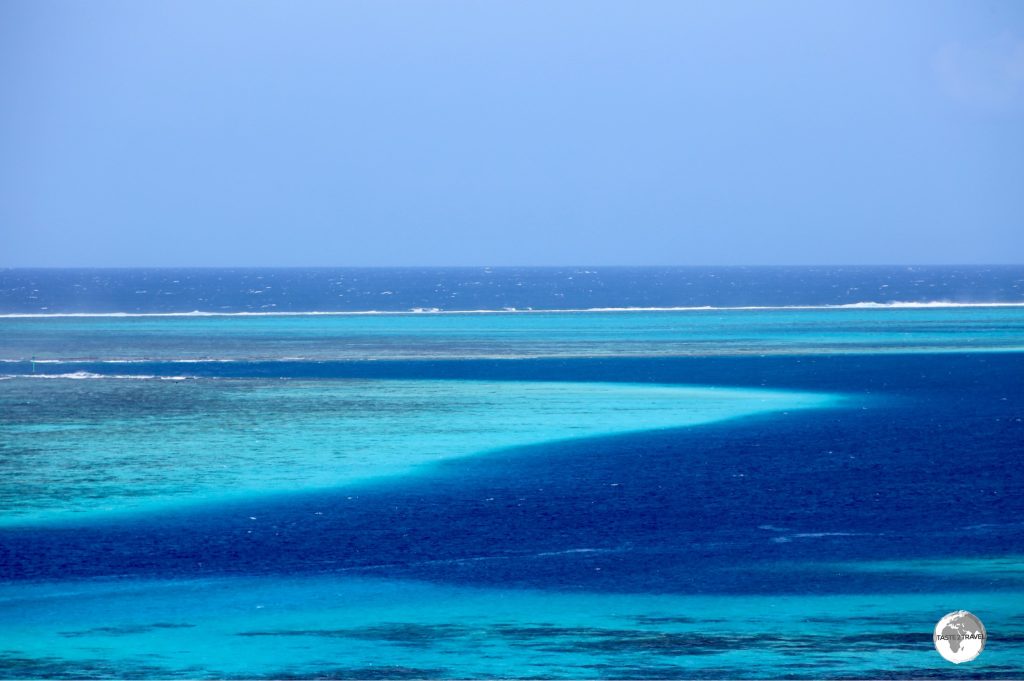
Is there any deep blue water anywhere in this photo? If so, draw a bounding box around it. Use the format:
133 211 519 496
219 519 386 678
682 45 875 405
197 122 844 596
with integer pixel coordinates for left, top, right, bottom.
2 265 1023 313
4 353 1023 594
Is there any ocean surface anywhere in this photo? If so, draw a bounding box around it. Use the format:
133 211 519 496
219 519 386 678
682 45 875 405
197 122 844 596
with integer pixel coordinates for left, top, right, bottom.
1 266 1023 679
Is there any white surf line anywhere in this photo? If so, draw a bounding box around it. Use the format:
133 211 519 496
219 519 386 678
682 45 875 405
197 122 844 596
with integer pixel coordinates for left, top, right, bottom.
0 372 194 380
2 301 1024 318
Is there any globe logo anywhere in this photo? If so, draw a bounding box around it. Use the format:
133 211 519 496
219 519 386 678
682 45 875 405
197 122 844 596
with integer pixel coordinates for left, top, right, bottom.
934 610 986 664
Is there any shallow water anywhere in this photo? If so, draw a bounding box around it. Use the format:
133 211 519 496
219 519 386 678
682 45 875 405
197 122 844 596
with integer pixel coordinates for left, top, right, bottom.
2 307 1024 362
3 573 1023 679
0 378 835 524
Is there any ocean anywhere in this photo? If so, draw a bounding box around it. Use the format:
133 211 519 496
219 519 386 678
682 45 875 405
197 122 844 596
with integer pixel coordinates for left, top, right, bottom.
0 266 1022 679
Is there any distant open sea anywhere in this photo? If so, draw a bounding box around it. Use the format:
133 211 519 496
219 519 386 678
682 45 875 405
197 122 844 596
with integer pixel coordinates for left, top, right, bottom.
1 266 1023 679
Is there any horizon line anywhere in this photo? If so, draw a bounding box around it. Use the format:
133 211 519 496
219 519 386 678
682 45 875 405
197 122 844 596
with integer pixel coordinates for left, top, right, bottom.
2 263 1024 270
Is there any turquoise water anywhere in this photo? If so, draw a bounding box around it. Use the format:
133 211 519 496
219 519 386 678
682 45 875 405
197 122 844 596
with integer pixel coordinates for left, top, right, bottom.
0 378 836 524
2 307 1024 362
3 570 1023 679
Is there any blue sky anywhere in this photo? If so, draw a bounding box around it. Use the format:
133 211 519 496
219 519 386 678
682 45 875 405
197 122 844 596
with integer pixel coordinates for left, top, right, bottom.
1 0 1021 266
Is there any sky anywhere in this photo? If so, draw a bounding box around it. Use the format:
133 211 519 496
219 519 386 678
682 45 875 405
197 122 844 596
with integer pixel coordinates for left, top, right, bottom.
0 0 1022 267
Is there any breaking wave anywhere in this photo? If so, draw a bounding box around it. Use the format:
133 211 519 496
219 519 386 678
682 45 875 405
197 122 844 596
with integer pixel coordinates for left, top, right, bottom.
0 372 194 381
1 301 1023 318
